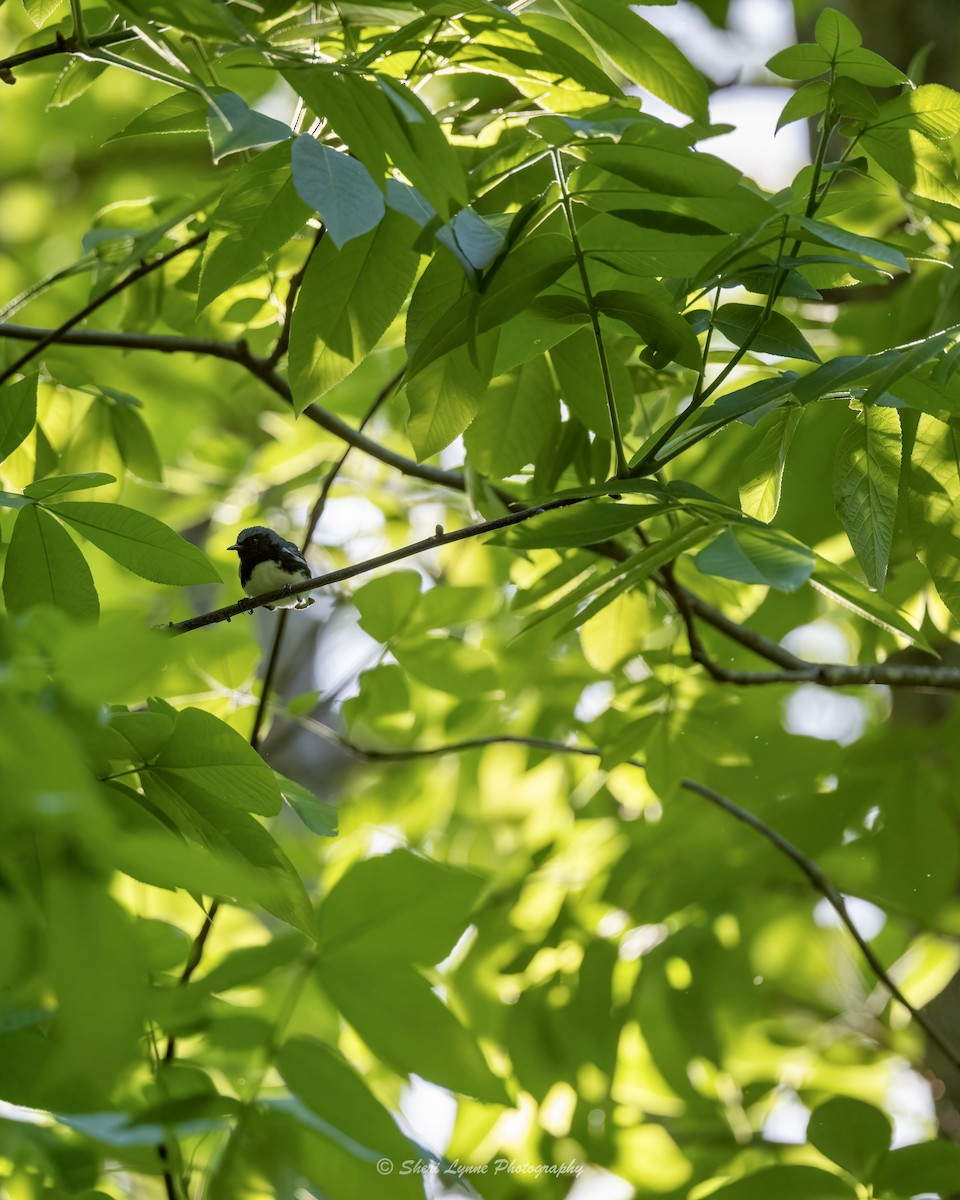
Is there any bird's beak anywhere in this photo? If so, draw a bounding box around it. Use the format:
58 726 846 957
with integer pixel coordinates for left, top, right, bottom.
227 543 239 551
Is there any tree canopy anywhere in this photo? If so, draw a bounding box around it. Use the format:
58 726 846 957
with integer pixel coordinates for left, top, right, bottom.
4 0 960 1197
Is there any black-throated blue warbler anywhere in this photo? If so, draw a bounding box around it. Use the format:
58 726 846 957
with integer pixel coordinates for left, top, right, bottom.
228 526 315 610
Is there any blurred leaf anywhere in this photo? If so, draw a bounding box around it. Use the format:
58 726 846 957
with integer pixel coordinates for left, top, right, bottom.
149 707 282 817
353 571 421 642
0 374 38 464
705 1164 857 1199
3 503 99 619
873 1140 960 1195
807 1096 891 1180
909 414 960 620
276 773 338 837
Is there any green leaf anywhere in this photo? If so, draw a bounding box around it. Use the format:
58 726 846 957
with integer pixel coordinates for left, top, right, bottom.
406 336 498 460
109 91 208 141
23 472 115 500
580 211 733 278
276 773 338 837
149 707 283 818
595 288 703 370
108 405 164 482
393 637 499 698
714 303 820 363
794 216 909 272
290 136 385 249
278 1037 419 1179
198 143 311 311
810 553 932 650
207 93 293 164
500 501 655 549
808 1097 891 1180
22 0 64 28
48 57 106 108
289 210 418 412
695 525 815 591
0 374 38 464
862 125 960 205
319 959 509 1104
873 1140 960 1195
833 48 908 86
45 501 220 585
3 504 99 619
872 83 960 140
463 357 558 478
766 44 831 81
832 405 901 590
739 404 802 523
46 871 144 1103
558 0 708 120
378 76 469 215
909 414 960 621
704 1164 857 1200
353 571 421 642
549 325 632 437
814 7 861 56
316 849 483 965
580 139 743 198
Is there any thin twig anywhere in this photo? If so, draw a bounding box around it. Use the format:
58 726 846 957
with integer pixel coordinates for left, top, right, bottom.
341 733 960 1073
266 224 326 368
0 233 208 387
168 496 586 634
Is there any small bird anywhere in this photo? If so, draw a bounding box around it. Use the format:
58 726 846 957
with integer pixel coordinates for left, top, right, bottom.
228 526 315 610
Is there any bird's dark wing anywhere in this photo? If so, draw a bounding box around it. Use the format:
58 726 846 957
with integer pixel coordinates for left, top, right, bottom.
275 542 311 576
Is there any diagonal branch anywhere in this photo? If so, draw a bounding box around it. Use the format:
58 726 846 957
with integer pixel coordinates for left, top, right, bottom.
342 732 960 1073
167 496 587 634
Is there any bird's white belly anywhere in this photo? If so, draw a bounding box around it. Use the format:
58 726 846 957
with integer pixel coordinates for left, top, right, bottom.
245 558 307 608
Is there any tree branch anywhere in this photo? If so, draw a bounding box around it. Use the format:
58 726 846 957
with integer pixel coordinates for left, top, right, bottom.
0 27 137 81
167 497 586 634
0 233 208 387
0 323 468 493
342 732 960 1073
661 566 960 691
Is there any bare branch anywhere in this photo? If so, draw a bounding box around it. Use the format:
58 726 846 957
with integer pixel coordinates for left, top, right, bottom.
343 732 960 1073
